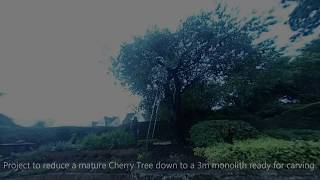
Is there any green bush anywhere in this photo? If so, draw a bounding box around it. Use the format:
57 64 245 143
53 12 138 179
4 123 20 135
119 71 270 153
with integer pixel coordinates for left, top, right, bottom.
194 137 320 165
190 120 258 147
81 130 135 150
264 129 320 141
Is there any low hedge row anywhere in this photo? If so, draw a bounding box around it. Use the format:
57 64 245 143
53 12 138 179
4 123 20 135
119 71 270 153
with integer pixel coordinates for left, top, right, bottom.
194 137 320 165
190 120 259 147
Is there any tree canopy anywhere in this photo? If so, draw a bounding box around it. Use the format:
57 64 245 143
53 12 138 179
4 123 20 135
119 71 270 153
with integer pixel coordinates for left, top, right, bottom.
112 6 279 141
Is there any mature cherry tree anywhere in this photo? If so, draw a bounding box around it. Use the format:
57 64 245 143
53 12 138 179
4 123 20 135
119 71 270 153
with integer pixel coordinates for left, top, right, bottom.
112 6 277 141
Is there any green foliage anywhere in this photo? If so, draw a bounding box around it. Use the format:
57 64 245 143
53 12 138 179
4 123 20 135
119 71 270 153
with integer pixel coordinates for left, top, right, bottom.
0 126 108 144
190 120 259 147
182 83 223 112
223 40 320 125
264 102 320 128
194 137 320 165
265 129 320 141
255 103 291 119
37 141 79 152
80 134 104 150
206 107 259 125
112 6 276 129
137 151 152 162
283 0 320 39
289 53 320 103
81 130 135 150
263 41 320 104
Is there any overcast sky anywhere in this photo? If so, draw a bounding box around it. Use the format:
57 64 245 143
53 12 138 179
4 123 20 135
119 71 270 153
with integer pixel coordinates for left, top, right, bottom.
0 0 312 126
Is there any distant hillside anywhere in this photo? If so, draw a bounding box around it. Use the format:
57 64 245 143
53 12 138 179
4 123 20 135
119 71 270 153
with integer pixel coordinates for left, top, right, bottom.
0 114 17 127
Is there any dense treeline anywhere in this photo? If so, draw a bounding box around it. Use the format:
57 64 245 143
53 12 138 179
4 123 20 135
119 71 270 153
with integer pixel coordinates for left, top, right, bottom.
199 40 320 129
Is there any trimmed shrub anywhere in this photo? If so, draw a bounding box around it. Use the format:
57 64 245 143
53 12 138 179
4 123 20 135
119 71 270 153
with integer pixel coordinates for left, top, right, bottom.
194 137 320 165
81 130 135 150
190 120 258 147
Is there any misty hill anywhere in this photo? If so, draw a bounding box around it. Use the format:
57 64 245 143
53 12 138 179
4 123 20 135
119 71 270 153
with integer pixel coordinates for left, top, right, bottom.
0 114 17 127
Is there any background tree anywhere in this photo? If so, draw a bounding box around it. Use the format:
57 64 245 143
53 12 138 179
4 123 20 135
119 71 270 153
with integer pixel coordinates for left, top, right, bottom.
112 6 278 141
216 39 320 128
282 0 320 40
285 40 320 102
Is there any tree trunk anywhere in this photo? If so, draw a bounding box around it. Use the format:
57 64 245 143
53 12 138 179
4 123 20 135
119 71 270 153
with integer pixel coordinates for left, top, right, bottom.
172 75 185 143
